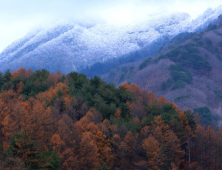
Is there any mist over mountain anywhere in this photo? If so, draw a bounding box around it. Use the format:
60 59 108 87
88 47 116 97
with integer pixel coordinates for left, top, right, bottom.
0 6 222 73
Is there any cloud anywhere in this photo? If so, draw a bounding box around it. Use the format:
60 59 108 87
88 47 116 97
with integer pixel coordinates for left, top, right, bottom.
0 0 222 52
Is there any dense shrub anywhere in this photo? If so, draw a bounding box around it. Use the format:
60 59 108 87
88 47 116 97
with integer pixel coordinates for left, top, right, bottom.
161 79 173 91
172 80 186 90
139 58 152 70
174 95 190 102
159 44 212 73
214 90 222 99
194 106 213 125
169 64 192 84
161 64 192 91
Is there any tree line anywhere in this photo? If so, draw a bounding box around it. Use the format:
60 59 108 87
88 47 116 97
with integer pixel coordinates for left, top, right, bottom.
0 68 221 170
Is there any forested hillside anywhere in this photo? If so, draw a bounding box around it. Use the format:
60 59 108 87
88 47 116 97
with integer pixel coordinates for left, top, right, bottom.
0 68 222 170
102 14 222 124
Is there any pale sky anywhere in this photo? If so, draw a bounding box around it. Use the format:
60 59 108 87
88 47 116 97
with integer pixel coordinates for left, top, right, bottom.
0 0 222 53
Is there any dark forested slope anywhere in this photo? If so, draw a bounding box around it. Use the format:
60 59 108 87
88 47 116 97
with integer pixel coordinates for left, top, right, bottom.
102 15 222 124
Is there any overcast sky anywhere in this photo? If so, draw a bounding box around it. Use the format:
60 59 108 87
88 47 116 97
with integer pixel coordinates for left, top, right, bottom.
0 0 222 53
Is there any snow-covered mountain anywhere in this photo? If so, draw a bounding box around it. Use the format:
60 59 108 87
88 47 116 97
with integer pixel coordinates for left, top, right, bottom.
0 6 222 73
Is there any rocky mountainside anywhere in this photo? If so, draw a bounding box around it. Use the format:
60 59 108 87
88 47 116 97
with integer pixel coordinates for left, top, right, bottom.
102 14 222 124
1 6 222 73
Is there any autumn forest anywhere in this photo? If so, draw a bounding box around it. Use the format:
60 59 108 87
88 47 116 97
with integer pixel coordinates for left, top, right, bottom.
0 68 222 170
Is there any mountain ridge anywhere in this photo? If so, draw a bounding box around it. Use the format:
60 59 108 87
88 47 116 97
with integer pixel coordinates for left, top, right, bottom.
1 6 222 73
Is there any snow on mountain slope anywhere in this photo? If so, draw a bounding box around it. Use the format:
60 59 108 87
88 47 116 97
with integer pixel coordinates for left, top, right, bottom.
0 6 222 73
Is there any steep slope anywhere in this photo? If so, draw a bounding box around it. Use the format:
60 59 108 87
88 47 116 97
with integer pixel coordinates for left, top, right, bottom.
102 14 222 122
1 6 222 73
